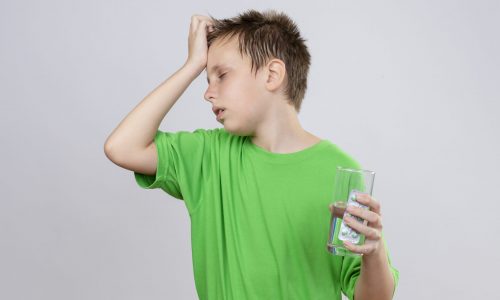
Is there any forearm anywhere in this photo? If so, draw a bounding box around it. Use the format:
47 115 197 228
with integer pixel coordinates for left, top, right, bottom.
104 61 203 158
354 242 395 300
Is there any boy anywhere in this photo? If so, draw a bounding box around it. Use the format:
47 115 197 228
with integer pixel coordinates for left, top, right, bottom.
104 9 399 300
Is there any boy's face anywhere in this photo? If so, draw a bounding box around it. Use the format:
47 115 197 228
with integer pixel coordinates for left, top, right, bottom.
204 36 271 136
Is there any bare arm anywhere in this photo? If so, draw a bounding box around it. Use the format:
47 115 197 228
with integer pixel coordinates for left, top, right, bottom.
104 15 214 175
104 62 202 166
354 241 395 300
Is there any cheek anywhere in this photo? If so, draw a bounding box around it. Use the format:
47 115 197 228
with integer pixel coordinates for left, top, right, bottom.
228 77 263 118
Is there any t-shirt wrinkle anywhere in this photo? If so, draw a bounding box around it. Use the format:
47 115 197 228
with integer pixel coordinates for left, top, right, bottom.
133 127 399 300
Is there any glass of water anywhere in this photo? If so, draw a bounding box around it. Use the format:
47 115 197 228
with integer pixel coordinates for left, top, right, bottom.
326 166 376 256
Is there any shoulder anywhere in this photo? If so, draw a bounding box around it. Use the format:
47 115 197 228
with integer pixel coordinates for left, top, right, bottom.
174 127 245 147
213 127 247 143
164 127 224 139
319 139 363 169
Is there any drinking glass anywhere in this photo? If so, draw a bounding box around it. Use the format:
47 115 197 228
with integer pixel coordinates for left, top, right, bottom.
326 166 375 256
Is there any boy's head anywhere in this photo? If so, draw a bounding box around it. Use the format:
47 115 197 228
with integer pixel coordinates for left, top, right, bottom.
204 9 311 135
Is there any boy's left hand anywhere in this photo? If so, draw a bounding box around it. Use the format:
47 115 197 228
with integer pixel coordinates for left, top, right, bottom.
329 193 384 256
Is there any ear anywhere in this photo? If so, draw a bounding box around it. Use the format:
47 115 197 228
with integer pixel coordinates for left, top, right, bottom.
265 59 287 92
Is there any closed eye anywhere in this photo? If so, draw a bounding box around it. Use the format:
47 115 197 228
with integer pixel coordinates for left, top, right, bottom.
207 72 227 85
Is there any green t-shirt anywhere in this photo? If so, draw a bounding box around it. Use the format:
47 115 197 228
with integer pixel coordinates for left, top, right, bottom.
134 128 399 300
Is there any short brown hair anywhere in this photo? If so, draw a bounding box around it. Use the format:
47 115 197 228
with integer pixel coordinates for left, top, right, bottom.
207 9 311 113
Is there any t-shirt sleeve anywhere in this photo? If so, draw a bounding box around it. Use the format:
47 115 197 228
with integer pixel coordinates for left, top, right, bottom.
133 128 214 215
336 159 400 299
340 232 400 300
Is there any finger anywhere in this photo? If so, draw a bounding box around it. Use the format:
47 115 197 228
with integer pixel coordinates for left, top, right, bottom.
194 15 215 26
343 215 382 240
355 194 381 215
191 15 213 33
198 20 207 30
343 241 373 255
346 205 381 225
196 21 211 36
198 15 214 22
199 20 214 33
190 20 204 35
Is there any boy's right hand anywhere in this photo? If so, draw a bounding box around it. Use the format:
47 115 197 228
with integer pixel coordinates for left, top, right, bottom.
186 15 215 73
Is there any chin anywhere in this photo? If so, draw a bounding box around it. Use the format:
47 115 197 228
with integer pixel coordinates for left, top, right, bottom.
223 121 254 137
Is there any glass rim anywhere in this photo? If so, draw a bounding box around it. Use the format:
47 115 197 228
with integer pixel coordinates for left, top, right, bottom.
336 166 375 175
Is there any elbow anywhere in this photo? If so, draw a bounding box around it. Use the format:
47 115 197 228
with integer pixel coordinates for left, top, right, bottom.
104 139 119 162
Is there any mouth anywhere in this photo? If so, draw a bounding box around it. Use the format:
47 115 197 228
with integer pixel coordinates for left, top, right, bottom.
212 105 225 115
216 108 225 120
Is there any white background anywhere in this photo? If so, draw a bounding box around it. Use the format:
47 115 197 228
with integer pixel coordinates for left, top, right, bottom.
1 0 499 299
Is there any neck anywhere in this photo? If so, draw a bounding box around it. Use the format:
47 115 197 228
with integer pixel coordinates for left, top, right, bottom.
250 102 321 154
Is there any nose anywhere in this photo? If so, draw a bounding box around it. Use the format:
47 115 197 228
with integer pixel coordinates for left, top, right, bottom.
204 84 217 102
